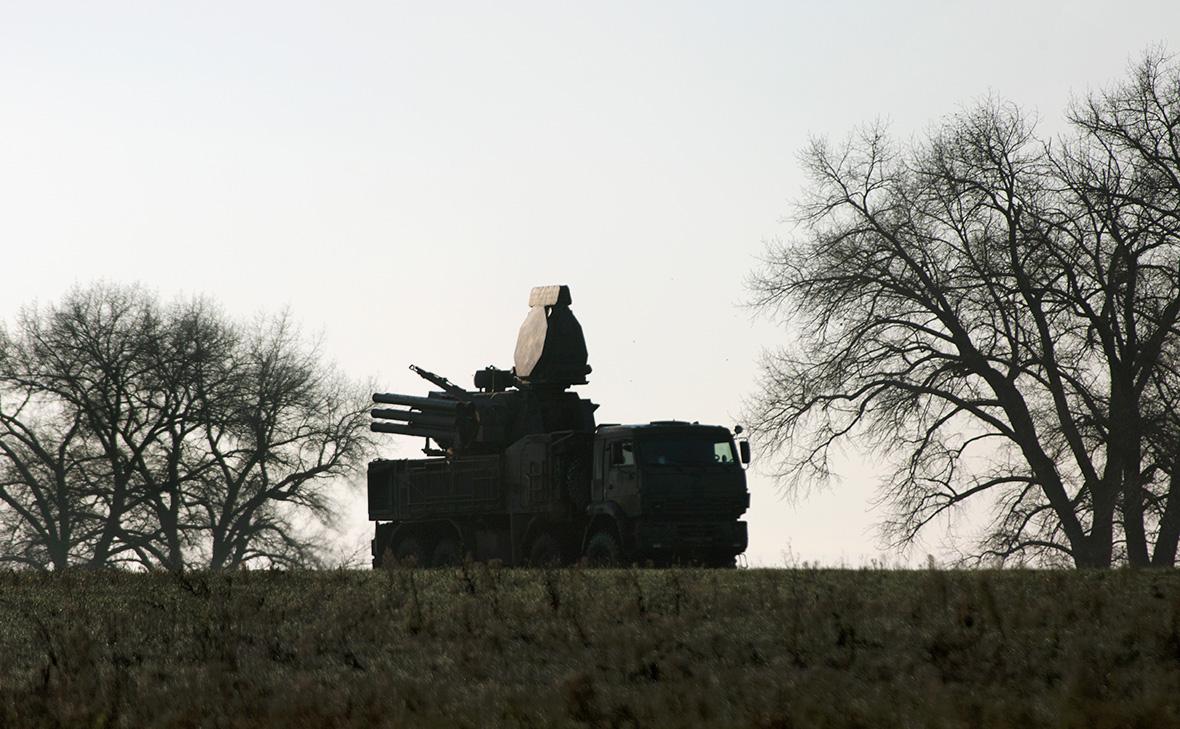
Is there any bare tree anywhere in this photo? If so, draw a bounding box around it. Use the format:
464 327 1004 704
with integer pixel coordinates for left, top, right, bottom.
0 284 371 570
1056 50 1180 566
121 297 240 570
192 313 370 570
0 285 168 567
748 49 1180 568
0 392 94 569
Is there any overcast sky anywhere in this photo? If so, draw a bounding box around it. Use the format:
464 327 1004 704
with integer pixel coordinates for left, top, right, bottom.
2 1 1178 565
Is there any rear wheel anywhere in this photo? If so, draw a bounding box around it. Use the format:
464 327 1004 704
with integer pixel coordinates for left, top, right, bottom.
584 530 621 567
431 537 462 567
394 535 427 567
372 526 395 569
527 533 564 567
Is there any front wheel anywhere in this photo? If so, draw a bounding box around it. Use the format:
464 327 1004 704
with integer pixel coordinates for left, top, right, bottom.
584 531 621 567
431 537 462 567
527 533 564 567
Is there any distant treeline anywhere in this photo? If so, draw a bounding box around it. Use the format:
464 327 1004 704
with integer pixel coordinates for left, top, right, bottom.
0 283 371 570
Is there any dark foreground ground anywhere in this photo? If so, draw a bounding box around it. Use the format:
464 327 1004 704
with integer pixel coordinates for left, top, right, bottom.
1 568 1179 728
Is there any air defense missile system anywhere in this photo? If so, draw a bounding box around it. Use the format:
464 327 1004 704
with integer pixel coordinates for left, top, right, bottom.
367 285 750 567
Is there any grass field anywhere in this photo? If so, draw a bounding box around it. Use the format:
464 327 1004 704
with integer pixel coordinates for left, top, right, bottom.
2 567 1179 728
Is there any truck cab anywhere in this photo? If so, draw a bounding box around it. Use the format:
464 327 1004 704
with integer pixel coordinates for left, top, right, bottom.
585 422 750 566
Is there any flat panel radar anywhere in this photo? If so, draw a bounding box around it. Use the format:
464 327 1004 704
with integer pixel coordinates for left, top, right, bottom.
513 285 590 388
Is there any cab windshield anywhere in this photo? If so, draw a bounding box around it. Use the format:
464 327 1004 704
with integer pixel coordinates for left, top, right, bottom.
639 436 738 466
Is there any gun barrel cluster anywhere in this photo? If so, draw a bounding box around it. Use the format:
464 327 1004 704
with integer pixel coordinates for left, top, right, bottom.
370 421 453 442
370 392 461 444
372 392 459 411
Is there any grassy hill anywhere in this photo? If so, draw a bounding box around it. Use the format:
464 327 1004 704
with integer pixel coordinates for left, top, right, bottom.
2 567 1179 728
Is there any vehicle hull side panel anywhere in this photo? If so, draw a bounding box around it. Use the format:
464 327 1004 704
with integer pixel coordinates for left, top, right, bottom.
368 456 502 521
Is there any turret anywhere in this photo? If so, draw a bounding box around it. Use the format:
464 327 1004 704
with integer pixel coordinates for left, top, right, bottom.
370 285 598 455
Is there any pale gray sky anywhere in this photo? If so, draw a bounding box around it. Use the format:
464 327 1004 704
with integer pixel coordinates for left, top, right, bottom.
2 1 1177 565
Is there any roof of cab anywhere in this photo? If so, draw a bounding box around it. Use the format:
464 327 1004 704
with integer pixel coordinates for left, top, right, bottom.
596 421 731 437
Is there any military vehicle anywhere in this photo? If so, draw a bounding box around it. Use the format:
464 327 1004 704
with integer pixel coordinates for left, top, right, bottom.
367 285 750 567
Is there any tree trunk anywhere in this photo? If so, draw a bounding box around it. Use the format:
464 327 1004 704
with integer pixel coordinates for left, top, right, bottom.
1152 464 1180 566
1083 482 1118 568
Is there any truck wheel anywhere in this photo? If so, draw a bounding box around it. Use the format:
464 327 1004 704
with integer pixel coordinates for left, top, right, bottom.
584 531 621 567
374 543 395 569
431 537 462 567
527 533 563 567
372 526 395 569
394 535 427 567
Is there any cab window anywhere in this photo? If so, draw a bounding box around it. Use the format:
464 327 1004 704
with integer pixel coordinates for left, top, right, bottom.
640 436 738 466
610 440 635 467
713 441 735 463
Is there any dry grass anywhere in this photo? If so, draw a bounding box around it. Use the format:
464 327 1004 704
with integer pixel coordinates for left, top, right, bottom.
2 567 1179 728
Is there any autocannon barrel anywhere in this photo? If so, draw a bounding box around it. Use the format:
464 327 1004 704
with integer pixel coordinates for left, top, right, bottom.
370 421 453 442
372 393 459 411
409 365 470 401
370 408 454 430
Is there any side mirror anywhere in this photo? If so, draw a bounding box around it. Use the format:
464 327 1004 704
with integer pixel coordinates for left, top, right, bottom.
739 440 751 465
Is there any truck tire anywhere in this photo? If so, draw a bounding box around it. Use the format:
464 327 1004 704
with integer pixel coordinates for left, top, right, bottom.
527 533 563 567
394 535 427 567
431 537 462 567
584 531 621 567
372 526 395 569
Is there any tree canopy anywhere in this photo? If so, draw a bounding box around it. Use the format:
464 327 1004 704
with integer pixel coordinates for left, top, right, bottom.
749 49 1180 568
0 283 371 570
